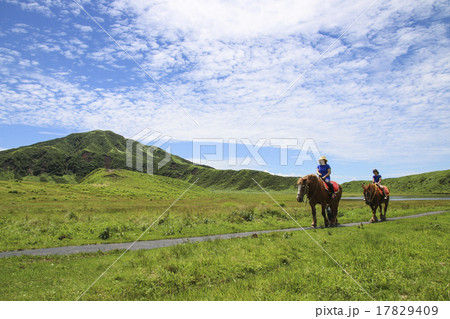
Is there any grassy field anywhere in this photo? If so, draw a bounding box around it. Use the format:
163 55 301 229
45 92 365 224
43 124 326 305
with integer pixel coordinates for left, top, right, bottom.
0 213 448 300
0 169 448 301
1 171 449 252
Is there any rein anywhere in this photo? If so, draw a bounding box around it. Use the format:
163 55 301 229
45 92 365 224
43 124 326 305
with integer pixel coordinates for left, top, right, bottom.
297 182 307 204
310 177 320 200
367 184 377 203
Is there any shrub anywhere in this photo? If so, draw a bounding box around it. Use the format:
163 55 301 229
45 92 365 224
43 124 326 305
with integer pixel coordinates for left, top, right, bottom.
227 209 254 223
165 227 175 236
99 228 112 240
67 212 78 220
260 208 288 220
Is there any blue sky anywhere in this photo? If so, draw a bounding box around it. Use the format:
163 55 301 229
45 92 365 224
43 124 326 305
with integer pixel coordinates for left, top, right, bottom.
0 0 449 183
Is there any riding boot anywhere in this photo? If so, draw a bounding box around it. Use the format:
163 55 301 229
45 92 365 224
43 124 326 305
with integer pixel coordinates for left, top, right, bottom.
377 184 387 199
326 181 335 198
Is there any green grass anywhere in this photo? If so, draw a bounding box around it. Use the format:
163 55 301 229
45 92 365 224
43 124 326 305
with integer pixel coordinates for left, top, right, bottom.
0 213 448 300
80 168 211 198
1 172 449 252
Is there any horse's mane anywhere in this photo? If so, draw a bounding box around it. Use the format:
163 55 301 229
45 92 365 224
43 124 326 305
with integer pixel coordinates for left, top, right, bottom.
305 174 319 183
363 183 376 192
297 174 319 185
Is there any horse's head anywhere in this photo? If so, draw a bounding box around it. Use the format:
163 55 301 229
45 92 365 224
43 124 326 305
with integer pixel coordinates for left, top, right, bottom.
362 184 374 204
296 177 308 202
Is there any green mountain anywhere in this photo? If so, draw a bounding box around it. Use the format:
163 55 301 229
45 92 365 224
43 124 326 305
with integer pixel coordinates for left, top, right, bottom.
0 130 297 191
341 170 450 195
0 130 127 183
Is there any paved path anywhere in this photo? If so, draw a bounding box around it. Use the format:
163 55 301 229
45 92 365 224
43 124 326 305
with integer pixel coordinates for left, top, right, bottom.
0 210 447 258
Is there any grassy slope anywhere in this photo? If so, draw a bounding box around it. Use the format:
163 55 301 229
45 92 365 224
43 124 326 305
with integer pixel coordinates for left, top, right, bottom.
0 130 128 180
342 170 450 195
0 213 448 300
80 168 210 198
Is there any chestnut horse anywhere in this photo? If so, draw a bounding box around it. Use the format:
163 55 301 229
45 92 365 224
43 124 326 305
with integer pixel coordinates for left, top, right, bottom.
296 174 342 227
362 183 389 222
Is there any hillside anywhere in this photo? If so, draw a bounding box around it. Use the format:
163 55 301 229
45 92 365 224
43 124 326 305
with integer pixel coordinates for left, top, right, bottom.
0 130 127 181
80 168 210 199
0 130 297 191
341 170 450 195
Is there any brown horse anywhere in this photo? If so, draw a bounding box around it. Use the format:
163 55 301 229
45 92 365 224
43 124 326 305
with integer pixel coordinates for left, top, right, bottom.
296 174 342 227
362 183 389 222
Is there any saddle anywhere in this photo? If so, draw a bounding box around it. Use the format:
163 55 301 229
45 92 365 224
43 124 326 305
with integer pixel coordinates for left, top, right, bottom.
322 180 339 192
377 185 389 196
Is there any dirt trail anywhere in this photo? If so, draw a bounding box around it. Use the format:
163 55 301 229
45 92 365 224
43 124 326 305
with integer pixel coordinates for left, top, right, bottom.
0 210 447 258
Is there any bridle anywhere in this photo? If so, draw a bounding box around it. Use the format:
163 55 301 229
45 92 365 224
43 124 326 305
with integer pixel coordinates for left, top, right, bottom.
297 175 320 203
297 180 308 198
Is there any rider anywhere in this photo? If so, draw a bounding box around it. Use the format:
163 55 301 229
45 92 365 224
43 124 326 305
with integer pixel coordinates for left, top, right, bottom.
317 156 335 199
373 169 387 199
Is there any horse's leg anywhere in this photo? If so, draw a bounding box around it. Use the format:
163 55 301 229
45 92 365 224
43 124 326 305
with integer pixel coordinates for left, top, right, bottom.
370 205 378 222
310 202 317 228
383 199 388 221
331 203 339 226
321 204 329 227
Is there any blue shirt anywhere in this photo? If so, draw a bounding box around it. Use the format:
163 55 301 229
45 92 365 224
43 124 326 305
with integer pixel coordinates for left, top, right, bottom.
373 174 381 183
317 164 331 178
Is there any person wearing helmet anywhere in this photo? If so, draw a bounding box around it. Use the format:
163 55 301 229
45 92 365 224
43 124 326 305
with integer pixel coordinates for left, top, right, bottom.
373 169 387 199
317 155 335 198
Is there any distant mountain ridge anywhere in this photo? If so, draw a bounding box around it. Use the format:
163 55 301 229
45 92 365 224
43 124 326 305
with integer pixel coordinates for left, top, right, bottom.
0 130 448 193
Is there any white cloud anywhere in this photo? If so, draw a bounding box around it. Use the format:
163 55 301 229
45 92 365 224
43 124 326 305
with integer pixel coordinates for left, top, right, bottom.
38 131 67 136
74 23 93 33
17 1 54 17
11 27 28 33
28 43 62 53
